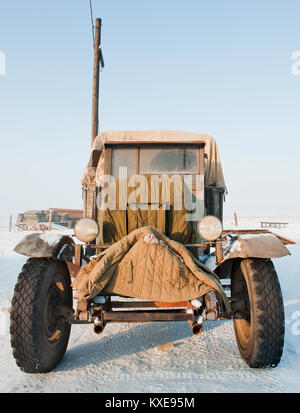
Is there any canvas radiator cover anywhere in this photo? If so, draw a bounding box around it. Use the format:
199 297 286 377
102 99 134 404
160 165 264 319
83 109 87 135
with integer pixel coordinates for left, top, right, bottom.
97 174 203 247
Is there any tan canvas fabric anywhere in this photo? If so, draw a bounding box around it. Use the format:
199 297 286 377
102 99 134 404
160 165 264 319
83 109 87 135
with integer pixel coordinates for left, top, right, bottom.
72 226 231 318
97 175 201 249
82 129 226 190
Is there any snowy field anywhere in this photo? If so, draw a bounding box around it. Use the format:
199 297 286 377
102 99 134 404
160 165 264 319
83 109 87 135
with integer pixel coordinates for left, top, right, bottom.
0 216 299 393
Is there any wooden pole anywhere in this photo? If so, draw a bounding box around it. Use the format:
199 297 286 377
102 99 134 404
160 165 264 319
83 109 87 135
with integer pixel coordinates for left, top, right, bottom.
48 210 52 231
234 212 238 227
9 213 12 232
91 18 102 147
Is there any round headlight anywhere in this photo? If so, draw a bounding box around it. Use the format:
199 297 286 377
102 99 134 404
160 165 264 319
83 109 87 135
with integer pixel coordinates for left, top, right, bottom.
74 218 99 243
197 215 223 241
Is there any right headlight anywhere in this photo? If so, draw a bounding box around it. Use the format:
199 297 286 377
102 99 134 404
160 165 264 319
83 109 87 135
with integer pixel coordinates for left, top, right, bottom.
197 215 223 241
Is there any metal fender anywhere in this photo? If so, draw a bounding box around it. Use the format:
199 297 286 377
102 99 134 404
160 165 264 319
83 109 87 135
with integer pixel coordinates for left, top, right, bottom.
13 233 75 261
222 233 290 262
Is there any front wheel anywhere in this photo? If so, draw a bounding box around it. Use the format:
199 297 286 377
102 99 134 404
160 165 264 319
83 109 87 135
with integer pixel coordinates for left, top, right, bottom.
10 258 73 373
231 258 285 368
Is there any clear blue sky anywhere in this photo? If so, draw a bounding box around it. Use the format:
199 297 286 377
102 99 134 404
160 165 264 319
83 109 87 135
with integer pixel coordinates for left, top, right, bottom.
0 0 300 218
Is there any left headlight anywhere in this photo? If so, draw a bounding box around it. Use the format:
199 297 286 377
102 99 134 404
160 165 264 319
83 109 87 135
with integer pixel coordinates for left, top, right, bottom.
197 215 223 241
74 218 99 243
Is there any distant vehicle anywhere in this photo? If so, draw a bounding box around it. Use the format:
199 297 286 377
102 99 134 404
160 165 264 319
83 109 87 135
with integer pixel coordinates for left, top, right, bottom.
16 208 83 230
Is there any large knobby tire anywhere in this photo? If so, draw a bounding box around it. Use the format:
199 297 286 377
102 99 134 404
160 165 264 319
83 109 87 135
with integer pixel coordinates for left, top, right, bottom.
10 258 73 373
231 258 285 368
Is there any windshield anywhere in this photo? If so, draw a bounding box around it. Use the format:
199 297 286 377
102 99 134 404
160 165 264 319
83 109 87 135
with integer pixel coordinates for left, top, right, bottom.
140 148 198 174
111 146 199 176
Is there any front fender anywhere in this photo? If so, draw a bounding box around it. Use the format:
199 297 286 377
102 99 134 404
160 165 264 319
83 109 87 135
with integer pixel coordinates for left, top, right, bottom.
222 233 290 261
212 233 291 279
13 233 75 260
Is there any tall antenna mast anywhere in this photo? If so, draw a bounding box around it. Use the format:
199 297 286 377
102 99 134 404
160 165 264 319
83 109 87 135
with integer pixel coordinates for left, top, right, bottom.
91 18 104 147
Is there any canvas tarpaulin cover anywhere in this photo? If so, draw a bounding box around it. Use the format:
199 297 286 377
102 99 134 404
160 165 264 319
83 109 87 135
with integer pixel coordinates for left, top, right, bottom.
82 129 226 190
73 226 231 318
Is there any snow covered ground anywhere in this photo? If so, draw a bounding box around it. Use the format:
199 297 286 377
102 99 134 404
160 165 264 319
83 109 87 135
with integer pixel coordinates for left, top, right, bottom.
0 217 299 393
